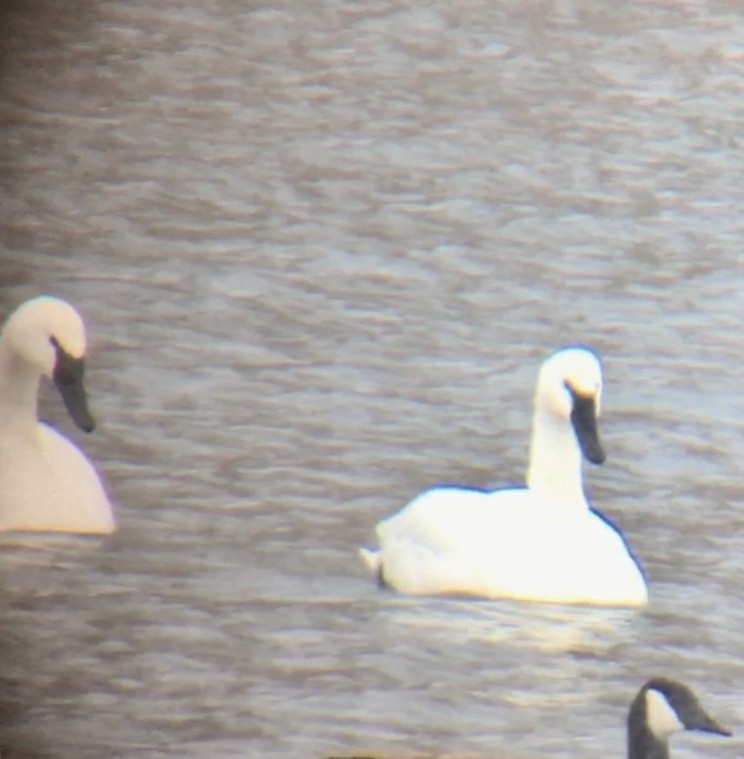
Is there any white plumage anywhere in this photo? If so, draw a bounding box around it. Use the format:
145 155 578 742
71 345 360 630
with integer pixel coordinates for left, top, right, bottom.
0 296 116 534
360 347 647 607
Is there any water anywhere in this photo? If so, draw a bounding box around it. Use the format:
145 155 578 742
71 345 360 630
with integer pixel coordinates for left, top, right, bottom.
1 0 744 757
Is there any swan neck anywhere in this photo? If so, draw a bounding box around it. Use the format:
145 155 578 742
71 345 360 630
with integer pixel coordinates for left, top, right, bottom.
526 408 586 504
0 343 42 429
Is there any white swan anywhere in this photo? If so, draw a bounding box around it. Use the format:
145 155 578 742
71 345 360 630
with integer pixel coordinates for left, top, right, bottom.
359 347 647 607
0 296 115 534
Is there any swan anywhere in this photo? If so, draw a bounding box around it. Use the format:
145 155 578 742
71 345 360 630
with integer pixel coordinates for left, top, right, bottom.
359 346 647 607
0 296 115 534
628 677 730 759
320 678 731 759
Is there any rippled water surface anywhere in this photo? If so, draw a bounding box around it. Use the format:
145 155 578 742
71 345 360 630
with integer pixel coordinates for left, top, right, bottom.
1 1 744 757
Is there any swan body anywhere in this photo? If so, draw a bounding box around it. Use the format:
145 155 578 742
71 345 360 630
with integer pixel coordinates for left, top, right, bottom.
360 347 647 607
0 296 115 534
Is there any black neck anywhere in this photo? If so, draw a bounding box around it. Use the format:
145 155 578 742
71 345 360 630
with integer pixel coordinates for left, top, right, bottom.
628 720 670 759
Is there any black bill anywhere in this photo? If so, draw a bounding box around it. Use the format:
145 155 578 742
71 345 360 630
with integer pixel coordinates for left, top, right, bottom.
685 709 733 737
675 693 732 737
656 679 733 737
51 337 96 433
565 382 605 465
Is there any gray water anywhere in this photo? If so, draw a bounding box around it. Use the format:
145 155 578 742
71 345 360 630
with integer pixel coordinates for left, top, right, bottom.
1 1 744 757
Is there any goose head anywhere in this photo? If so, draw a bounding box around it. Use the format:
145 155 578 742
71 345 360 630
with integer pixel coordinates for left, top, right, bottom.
628 678 731 759
2 296 95 432
535 346 605 465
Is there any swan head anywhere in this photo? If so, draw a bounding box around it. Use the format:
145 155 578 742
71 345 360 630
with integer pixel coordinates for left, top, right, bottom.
3 296 95 432
535 346 604 464
628 678 731 756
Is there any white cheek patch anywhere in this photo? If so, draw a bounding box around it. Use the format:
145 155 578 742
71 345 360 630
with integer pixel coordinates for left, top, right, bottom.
646 689 685 737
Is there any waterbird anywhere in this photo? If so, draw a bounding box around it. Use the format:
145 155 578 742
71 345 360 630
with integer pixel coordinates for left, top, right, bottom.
360 346 647 607
321 677 731 759
0 295 115 533
628 677 731 759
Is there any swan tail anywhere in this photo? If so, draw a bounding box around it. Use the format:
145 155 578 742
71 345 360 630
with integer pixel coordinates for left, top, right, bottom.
359 547 389 589
359 546 381 573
